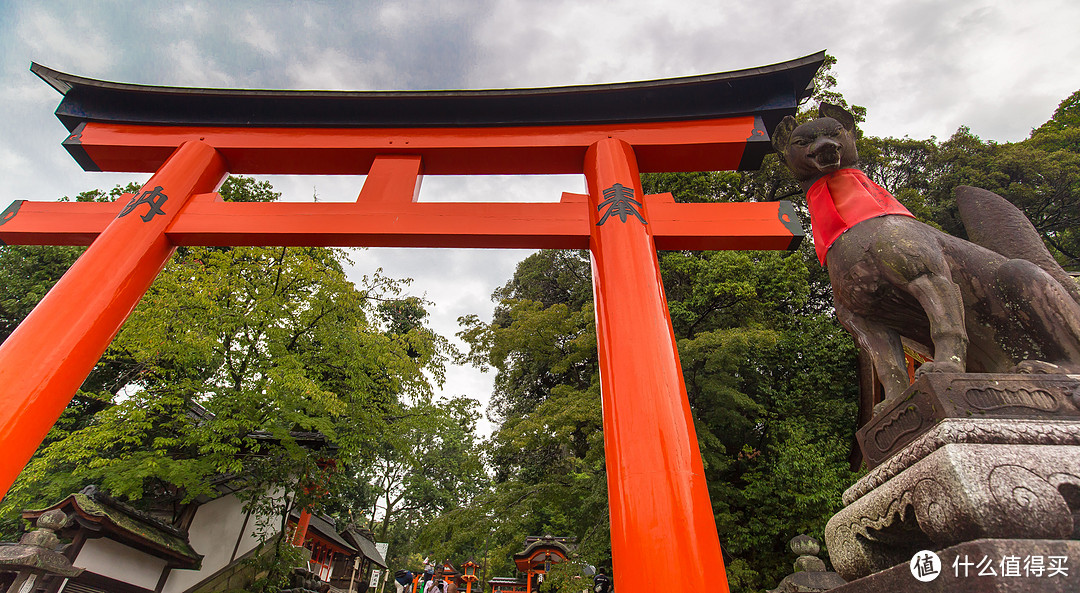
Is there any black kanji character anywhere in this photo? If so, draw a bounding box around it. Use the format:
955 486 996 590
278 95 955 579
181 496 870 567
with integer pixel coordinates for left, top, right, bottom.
596 183 646 225
119 186 169 222
916 553 939 578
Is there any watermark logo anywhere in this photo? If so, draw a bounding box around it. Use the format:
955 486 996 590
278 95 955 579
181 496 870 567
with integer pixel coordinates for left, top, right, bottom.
910 550 942 582
952 554 1069 578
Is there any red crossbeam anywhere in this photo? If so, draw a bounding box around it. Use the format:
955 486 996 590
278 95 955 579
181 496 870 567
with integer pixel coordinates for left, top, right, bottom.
2 150 800 250
64 117 762 174
0 193 799 251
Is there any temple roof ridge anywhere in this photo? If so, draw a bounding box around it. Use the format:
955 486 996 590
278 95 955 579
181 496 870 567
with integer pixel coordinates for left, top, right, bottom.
30 52 824 134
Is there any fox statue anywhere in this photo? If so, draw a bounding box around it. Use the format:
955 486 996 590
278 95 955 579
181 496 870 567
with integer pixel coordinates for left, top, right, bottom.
772 103 1080 408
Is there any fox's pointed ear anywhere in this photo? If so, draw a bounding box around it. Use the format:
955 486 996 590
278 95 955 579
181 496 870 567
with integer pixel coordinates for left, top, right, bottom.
772 116 796 152
819 102 856 131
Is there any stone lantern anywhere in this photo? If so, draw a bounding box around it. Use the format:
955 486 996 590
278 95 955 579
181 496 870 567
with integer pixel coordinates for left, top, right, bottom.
0 509 82 593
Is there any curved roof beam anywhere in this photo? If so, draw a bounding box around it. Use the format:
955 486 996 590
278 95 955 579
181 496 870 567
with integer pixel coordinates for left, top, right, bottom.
32 52 824 134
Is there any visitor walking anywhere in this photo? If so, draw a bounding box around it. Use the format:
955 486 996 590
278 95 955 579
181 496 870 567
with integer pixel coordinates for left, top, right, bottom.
593 569 611 593
395 569 415 593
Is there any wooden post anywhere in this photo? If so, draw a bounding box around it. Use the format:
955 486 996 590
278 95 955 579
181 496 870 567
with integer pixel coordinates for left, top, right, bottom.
292 509 313 546
585 138 729 592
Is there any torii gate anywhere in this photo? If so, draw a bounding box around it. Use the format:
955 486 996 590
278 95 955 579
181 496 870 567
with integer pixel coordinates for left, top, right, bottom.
0 53 822 591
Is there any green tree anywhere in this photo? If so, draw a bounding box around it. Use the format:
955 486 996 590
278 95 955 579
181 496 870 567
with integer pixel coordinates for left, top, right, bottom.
0 178 452 569
449 250 608 576
367 394 487 568
853 90 1080 271
453 246 857 591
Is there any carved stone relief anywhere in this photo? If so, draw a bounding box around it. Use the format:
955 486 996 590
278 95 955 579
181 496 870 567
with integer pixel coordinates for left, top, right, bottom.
856 373 1080 468
826 443 1080 580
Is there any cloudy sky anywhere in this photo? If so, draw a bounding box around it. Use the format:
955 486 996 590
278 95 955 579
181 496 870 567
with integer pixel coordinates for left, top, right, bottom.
2 0 1078 433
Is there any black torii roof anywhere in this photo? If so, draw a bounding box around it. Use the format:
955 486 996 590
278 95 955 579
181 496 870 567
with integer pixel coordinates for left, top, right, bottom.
31 52 824 136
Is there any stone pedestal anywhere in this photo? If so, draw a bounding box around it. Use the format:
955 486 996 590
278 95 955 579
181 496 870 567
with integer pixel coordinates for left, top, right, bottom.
830 539 1080 592
825 373 1080 589
856 373 1080 469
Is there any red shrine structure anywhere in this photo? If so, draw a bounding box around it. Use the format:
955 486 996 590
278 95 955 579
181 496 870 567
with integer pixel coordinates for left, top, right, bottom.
0 53 823 593
487 536 574 593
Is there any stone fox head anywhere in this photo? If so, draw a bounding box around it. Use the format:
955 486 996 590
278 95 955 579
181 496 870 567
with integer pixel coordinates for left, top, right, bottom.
772 103 858 188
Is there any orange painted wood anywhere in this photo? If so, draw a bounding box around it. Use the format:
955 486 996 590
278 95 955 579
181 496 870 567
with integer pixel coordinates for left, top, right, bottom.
0 194 799 251
358 155 424 203
168 196 593 249
585 139 728 593
0 141 227 497
292 509 313 546
0 199 126 245
66 117 757 174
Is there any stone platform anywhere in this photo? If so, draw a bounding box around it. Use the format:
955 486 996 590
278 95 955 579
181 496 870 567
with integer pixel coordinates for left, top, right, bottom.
830 539 1080 592
826 373 1080 583
827 442 1080 579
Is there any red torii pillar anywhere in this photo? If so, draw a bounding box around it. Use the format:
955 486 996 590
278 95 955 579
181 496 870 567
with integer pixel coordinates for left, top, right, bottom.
1 57 821 593
586 139 727 580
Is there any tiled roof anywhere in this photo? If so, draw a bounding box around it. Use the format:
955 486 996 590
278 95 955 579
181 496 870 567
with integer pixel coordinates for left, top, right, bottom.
23 486 201 569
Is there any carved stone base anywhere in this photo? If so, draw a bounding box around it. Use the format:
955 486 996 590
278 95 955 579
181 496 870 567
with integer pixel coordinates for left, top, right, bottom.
845 418 1080 505
829 539 1080 592
857 373 1080 469
826 443 1080 580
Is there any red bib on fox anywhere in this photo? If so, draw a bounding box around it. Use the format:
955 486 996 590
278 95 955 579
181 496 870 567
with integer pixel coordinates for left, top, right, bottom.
807 168 915 265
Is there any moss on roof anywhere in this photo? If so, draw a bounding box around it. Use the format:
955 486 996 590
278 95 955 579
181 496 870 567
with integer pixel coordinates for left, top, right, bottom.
25 489 201 569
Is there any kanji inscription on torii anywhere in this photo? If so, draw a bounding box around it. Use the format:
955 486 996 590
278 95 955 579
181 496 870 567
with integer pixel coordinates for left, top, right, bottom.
118 185 169 221
597 183 646 225
0 54 823 593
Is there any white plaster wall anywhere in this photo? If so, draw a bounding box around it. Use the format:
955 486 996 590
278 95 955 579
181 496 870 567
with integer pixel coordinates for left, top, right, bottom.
162 494 244 593
235 501 275 560
161 493 277 593
231 487 285 564
74 537 168 590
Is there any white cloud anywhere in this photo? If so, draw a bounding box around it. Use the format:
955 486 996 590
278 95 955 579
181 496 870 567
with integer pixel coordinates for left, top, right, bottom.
240 12 282 57
284 47 375 89
16 6 114 74
166 39 234 87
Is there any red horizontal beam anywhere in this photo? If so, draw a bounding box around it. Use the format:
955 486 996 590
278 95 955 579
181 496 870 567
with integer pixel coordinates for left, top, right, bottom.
0 200 123 245
65 116 761 175
0 194 801 251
